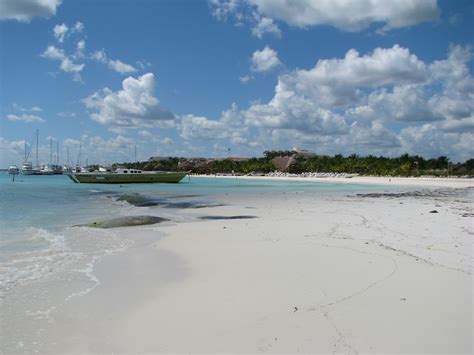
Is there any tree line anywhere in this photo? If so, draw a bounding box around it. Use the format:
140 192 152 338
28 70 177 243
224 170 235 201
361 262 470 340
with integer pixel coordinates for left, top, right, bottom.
116 152 473 177
288 154 473 176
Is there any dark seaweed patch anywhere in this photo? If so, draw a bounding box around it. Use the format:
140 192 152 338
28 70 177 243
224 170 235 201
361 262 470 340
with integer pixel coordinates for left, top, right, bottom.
198 215 258 220
77 215 169 228
115 193 167 207
115 193 223 209
165 202 225 209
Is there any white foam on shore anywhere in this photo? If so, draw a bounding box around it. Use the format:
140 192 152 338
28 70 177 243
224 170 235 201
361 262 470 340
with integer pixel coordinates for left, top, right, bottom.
65 257 101 301
0 228 70 297
0 225 134 301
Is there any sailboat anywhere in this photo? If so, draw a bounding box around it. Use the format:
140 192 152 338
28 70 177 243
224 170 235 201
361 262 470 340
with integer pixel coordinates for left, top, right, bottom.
40 164 54 175
40 138 54 175
53 140 63 174
21 130 38 175
63 147 72 173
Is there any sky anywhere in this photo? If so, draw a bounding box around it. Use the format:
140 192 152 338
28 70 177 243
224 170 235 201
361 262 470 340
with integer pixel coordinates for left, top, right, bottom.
0 0 473 167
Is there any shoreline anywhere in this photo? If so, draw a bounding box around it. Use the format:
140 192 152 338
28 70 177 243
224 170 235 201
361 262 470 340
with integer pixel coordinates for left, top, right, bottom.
194 173 474 188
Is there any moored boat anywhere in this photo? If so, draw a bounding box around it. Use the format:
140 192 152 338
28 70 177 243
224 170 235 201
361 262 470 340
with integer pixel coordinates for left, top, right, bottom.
98 165 112 172
67 168 187 184
21 162 35 175
9 165 19 174
40 164 54 175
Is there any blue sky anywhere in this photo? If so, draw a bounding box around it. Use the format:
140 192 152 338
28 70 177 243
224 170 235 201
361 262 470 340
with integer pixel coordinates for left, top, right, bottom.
1 0 473 167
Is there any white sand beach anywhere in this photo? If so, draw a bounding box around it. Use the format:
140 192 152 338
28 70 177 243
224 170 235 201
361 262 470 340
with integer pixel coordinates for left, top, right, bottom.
2 179 473 353
199 174 474 188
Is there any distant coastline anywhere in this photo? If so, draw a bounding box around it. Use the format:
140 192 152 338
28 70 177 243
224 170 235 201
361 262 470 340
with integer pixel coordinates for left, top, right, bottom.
117 151 474 178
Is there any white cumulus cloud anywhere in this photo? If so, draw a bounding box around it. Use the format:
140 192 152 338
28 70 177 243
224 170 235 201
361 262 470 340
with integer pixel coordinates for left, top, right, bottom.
238 44 474 161
249 0 440 31
346 85 439 123
108 59 137 74
244 45 430 134
209 0 440 37
252 16 281 38
83 73 175 128
74 40 86 58
251 46 281 72
179 103 249 145
43 22 139 81
400 124 474 161
42 45 85 81
53 21 84 42
209 0 281 38
91 49 107 63
208 0 239 21
276 45 428 109
53 23 68 42
91 49 137 74
72 21 84 33
244 80 349 134
0 0 62 22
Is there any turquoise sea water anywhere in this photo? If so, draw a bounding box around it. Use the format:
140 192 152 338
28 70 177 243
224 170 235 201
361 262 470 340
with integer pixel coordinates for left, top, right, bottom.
0 173 398 229
0 173 401 299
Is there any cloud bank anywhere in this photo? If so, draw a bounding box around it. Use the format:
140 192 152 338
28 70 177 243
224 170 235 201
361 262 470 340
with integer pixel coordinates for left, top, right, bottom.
209 0 440 36
179 44 473 161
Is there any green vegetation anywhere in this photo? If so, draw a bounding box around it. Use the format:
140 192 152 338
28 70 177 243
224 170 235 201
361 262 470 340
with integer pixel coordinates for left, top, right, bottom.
114 152 473 177
207 158 275 174
117 157 275 175
288 154 473 176
117 158 180 172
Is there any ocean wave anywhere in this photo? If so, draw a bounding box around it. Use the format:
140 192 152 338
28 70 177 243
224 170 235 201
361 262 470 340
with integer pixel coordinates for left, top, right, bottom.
0 228 73 297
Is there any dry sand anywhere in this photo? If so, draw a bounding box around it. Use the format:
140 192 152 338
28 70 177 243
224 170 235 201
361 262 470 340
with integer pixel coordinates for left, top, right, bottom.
3 178 473 353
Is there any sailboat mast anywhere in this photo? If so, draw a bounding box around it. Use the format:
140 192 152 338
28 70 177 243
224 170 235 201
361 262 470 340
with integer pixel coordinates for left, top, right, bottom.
24 140 27 161
57 140 59 165
67 147 69 166
36 129 39 168
134 144 137 162
78 143 82 167
50 138 53 164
